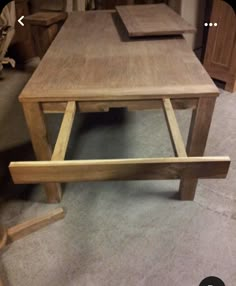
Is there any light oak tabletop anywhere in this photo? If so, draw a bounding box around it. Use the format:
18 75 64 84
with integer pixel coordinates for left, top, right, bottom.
20 11 218 102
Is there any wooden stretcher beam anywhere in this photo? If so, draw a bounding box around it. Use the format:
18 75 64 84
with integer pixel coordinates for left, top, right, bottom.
162 98 187 157
9 157 230 184
51 101 76 161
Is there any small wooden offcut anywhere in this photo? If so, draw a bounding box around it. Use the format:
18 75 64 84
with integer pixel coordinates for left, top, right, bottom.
0 208 65 250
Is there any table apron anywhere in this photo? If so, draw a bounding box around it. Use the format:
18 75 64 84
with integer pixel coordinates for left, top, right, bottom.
40 98 198 113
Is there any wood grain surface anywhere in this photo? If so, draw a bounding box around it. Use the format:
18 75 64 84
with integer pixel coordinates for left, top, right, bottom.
203 0 236 92
9 157 230 183
22 103 62 203
179 97 216 200
52 101 76 161
20 11 218 102
116 4 195 37
7 208 65 243
162 98 187 157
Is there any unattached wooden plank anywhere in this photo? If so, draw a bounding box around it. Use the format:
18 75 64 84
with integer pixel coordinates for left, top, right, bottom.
116 4 195 37
162 98 187 157
52 101 76 161
9 157 230 184
7 208 65 243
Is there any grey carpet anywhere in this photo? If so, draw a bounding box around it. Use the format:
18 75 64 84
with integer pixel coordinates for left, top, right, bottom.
0 90 235 286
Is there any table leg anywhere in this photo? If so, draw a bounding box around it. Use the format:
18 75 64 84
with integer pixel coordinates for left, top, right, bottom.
22 102 62 203
179 97 216 200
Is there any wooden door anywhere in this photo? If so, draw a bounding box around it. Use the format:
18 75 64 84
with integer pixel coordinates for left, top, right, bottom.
203 0 236 92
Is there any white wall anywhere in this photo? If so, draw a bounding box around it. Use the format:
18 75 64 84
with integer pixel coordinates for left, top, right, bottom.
181 0 206 49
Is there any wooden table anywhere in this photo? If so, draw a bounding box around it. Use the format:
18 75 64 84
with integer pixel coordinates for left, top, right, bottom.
9 11 230 203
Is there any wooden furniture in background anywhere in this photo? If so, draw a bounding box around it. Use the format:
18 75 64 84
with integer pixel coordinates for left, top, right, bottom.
204 0 236 92
8 11 230 203
25 11 67 58
10 0 36 63
116 4 195 37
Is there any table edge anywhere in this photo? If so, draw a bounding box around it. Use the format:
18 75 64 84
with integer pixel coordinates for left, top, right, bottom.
19 85 219 102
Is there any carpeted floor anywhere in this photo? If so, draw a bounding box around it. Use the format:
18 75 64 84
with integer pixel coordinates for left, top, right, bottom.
0 89 235 286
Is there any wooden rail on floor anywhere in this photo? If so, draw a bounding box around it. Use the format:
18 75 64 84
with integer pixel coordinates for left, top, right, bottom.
9 157 230 184
51 101 76 161
0 208 65 251
7 208 65 243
